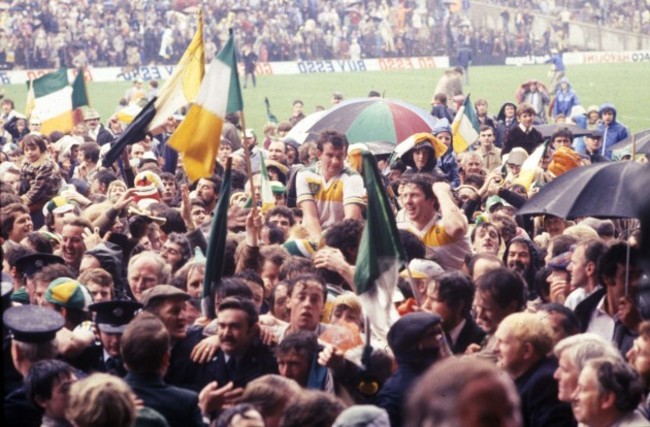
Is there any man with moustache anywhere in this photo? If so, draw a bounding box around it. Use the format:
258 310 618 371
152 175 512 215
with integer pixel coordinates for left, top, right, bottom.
503 236 541 299
192 297 277 390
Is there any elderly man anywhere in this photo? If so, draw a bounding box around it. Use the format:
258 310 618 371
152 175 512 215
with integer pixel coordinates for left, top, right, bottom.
296 130 364 240
127 251 171 302
140 285 205 391
552 333 621 403
494 312 574 427
628 321 650 414
397 173 470 270
571 357 646 426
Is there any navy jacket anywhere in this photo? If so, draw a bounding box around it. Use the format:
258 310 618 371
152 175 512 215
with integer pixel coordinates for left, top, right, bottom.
125 372 203 427
515 357 575 427
452 316 486 354
191 343 278 390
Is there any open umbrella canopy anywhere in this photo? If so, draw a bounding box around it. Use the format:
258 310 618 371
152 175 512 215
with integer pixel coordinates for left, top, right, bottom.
518 161 650 219
306 98 439 145
610 129 650 155
534 123 592 139
285 110 328 144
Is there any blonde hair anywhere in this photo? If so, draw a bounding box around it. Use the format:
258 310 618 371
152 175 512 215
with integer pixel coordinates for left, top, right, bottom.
499 312 554 356
331 292 363 319
66 373 136 427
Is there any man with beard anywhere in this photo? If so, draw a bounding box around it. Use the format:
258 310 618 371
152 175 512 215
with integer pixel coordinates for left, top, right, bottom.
503 237 541 299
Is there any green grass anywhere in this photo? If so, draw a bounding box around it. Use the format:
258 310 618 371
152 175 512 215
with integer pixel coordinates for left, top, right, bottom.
4 63 649 134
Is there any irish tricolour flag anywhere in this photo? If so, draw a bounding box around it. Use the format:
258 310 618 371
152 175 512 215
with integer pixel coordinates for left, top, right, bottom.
451 94 480 153
27 68 74 134
168 30 243 182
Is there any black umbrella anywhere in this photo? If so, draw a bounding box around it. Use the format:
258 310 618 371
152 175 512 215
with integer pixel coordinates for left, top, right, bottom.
533 123 591 139
610 130 650 155
517 161 650 219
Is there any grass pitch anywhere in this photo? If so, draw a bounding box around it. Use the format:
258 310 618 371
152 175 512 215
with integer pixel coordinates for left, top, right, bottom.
4 63 649 135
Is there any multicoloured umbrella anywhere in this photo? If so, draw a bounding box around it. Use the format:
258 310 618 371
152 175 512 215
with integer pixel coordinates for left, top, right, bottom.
306 98 439 145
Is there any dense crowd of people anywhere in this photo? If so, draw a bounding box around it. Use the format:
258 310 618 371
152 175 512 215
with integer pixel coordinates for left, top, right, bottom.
1 0 648 70
1 49 650 426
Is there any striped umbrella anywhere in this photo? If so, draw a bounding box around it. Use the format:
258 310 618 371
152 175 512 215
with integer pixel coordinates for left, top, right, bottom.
306 98 439 145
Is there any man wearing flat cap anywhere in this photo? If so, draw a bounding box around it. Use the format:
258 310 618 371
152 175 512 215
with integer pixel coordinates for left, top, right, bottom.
141 285 202 389
584 129 610 164
83 108 113 145
3 305 65 427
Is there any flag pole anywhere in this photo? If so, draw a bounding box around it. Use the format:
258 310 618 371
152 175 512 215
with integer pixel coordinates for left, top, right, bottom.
239 112 262 238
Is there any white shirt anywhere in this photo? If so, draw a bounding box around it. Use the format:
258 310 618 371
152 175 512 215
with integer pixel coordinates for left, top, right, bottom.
564 285 601 310
586 295 615 342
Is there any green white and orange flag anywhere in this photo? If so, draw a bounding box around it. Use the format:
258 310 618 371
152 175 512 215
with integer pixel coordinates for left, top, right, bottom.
102 12 204 167
27 68 73 134
168 30 243 182
451 94 480 153
71 68 90 125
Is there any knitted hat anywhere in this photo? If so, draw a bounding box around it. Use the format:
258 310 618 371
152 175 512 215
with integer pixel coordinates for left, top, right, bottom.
42 196 75 216
45 277 93 310
282 239 317 259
